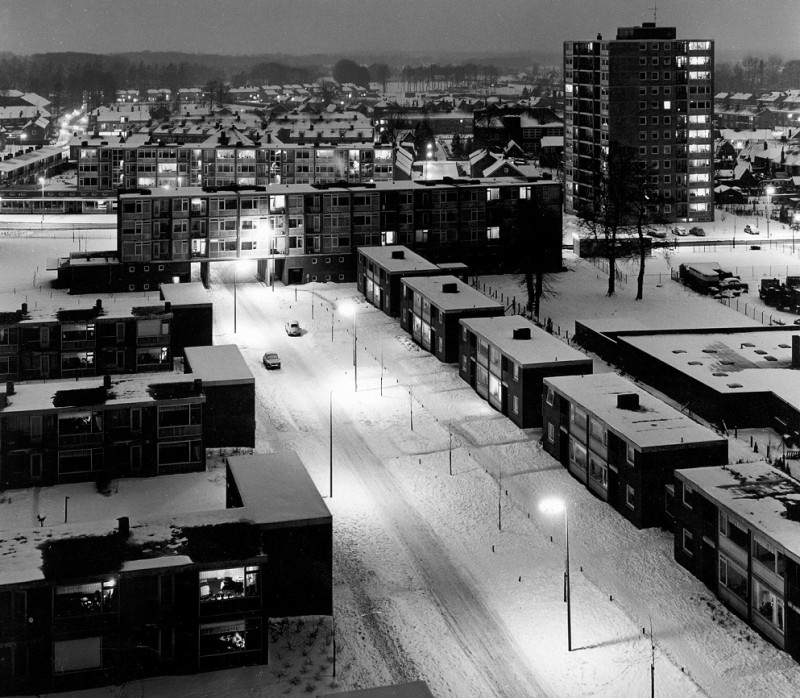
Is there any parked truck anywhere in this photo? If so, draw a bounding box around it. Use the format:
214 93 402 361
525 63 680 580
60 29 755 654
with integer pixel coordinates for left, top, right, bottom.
678 262 748 295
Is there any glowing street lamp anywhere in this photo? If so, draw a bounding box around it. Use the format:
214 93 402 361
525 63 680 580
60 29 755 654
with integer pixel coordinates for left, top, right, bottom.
766 185 776 238
540 497 571 651
339 302 358 392
793 213 800 254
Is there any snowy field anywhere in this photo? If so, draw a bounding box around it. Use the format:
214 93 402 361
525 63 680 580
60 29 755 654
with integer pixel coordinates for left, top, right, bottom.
2 214 800 696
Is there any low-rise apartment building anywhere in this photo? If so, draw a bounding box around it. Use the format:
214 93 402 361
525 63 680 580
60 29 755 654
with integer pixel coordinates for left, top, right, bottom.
0 344 254 488
0 451 332 695
673 461 800 659
400 276 503 362
458 316 593 428
542 373 728 528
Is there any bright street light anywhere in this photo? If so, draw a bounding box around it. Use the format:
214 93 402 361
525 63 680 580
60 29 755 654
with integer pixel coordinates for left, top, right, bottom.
766 185 776 238
540 497 572 651
38 176 45 226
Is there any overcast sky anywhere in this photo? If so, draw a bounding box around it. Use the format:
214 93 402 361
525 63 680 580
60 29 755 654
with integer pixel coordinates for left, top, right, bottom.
1 0 797 59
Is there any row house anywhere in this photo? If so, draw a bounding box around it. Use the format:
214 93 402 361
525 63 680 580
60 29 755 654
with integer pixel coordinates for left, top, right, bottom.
0 451 332 695
106 177 562 292
674 461 800 660
357 245 464 317
399 276 504 363
0 299 173 384
458 316 593 428
542 373 727 529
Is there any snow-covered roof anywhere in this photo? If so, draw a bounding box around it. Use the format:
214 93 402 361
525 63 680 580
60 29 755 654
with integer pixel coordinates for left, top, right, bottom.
541 136 563 148
401 276 503 313
184 345 254 387
159 281 211 307
0 296 170 323
357 245 440 273
677 462 800 565
0 450 329 587
460 316 592 368
544 373 725 450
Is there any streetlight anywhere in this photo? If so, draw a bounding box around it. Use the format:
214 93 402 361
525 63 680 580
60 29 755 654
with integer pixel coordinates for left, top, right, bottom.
339 302 358 392
792 213 800 254
540 497 571 651
766 185 775 238
38 176 45 226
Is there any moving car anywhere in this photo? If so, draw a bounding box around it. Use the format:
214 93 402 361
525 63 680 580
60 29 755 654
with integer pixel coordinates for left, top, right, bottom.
285 320 301 336
262 352 281 369
744 225 760 235
672 226 688 236
689 226 706 236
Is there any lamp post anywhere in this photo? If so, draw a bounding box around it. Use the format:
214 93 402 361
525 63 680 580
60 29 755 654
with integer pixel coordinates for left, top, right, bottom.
792 213 800 254
329 390 333 498
38 176 45 226
540 497 571 651
766 186 775 239
339 303 358 392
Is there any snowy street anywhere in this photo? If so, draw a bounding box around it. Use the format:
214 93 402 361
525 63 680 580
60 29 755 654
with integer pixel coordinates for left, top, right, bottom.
4 222 800 695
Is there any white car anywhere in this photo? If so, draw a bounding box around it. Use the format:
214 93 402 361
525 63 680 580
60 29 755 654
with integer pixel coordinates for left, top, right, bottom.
672 226 688 236
285 320 301 336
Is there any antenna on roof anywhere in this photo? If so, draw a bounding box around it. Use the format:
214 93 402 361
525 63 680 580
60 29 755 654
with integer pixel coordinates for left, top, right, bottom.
653 0 657 23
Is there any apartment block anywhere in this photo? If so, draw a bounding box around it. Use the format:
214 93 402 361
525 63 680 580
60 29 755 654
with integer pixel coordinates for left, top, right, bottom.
564 23 714 222
542 373 727 528
458 316 593 428
673 462 800 659
0 345 254 489
0 451 332 694
108 177 561 292
0 299 173 383
399 276 504 363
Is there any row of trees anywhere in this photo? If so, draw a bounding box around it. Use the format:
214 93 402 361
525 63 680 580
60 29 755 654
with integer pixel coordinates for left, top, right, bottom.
399 63 502 91
716 55 800 94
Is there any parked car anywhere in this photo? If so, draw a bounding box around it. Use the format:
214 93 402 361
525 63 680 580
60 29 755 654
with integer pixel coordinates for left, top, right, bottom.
672 226 688 236
744 225 760 235
262 351 281 369
689 226 706 237
285 320 301 336
718 277 749 293
649 229 668 239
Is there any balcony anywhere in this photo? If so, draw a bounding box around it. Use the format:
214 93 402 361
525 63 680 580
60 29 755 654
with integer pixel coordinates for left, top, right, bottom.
58 431 104 447
61 339 96 351
158 424 202 439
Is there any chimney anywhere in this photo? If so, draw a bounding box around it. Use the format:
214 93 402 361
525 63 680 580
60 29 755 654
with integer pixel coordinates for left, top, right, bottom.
442 282 458 293
793 335 800 368
6 381 15 396
164 301 172 313
390 250 405 259
103 375 111 391
512 327 531 340
117 516 130 539
21 302 28 314
193 378 203 393
95 299 102 311
617 393 640 410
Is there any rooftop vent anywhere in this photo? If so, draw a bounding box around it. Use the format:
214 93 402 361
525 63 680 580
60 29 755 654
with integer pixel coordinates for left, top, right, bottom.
117 516 130 539
5 381 14 396
793 335 800 368
390 250 405 259
616 393 639 410
512 327 531 340
442 282 459 293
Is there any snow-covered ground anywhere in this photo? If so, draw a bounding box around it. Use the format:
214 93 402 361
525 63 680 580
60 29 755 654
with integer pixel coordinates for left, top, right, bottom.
3 214 800 696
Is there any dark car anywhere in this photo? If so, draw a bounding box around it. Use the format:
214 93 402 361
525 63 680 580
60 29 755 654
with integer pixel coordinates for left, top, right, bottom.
262 352 281 369
689 226 706 237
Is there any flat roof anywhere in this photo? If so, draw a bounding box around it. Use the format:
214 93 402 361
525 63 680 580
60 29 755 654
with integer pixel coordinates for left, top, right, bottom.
677 462 800 564
619 328 800 397
401 276 503 313
159 281 212 308
358 245 440 273
227 452 331 526
544 373 726 450
460 316 592 368
0 372 199 415
184 345 255 386
0 451 329 587
0 297 170 323
117 176 553 200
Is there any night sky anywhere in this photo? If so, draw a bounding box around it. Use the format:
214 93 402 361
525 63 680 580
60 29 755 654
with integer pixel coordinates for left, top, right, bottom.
1 0 798 58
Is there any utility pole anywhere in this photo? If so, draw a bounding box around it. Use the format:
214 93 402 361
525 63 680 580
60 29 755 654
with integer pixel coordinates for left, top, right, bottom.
329 390 333 498
650 619 655 698
449 428 453 475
